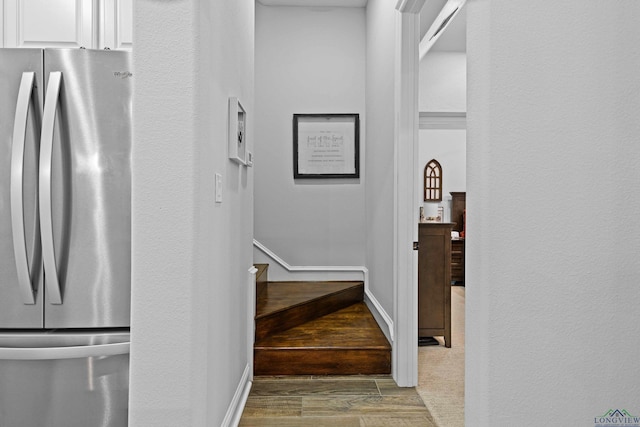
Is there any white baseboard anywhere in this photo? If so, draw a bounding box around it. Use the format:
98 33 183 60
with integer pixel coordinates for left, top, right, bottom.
365 289 394 343
221 364 252 427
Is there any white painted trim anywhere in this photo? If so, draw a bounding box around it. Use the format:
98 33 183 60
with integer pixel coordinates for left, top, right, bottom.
419 112 466 129
419 0 466 59
254 239 367 274
247 266 258 381
0 0 5 47
396 0 425 14
221 364 252 427
253 239 394 342
364 288 394 343
393 3 422 387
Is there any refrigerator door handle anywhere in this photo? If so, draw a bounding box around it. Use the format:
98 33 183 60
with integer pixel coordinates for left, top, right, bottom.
11 72 38 305
0 341 130 360
39 71 63 305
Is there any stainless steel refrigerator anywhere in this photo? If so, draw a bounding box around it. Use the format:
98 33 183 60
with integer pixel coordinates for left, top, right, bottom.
0 48 131 427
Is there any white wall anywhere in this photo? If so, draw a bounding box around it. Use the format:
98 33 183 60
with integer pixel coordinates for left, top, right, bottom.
466 1 640 425
130 0 254 425
254 4 366 266
364 0 397 320
419 51 466 112
419 129 466 220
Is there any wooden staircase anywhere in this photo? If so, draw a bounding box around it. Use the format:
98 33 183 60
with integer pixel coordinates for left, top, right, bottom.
253 264 391 376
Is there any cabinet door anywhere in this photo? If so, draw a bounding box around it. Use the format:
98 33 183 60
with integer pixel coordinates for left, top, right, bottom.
3 0 94 48
0 2 4 47
101 0 132 50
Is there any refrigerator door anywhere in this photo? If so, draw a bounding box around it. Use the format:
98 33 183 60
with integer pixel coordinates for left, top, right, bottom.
41 49 132 328
0 331 130 427
0 49 44 328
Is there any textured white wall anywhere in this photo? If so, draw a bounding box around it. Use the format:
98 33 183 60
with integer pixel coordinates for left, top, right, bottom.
364 0 397 317
130 0 254 425
254 4 366 266
466 1 640 425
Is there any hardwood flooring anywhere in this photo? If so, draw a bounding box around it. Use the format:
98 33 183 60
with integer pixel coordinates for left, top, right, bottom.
255 281 363 341
239 376 437 427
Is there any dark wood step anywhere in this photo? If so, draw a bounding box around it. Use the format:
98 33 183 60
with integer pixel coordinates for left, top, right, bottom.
255 281 363 342
254 302 391 375
254 264 269 301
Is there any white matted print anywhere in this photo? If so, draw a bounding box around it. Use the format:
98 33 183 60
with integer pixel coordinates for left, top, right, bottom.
228 97 246 165
293 114 359 179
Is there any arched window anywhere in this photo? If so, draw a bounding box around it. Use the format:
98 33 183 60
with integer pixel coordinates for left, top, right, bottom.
424 159 442 202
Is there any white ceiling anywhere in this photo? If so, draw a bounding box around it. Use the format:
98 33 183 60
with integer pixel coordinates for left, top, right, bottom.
257 0 466 52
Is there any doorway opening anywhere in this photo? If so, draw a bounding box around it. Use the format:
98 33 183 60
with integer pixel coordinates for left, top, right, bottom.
412 2 467 426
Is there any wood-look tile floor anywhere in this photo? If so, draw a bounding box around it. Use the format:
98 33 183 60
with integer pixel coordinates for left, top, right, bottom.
239 376 437 426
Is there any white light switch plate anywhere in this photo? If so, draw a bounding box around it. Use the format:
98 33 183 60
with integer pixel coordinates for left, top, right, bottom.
215 173 222 203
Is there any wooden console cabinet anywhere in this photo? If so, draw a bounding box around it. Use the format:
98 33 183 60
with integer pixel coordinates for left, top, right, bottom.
450 192 466 233
450 191 466 284
451 239 465 283
418 222 452 348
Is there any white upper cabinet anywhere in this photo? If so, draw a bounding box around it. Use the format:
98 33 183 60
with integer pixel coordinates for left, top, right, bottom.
3 0 94 48
101 0 132 51
1 0 132 50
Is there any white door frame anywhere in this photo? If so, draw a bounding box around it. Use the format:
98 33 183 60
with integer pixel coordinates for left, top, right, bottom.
393 0 424 387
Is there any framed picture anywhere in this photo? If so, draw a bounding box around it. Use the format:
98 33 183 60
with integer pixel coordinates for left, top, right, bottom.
228 97 247 165
293 113 360 179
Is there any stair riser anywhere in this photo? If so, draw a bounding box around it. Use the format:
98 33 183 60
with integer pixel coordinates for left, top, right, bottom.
255 265 269 301
255 285 363 341
254 349 391 376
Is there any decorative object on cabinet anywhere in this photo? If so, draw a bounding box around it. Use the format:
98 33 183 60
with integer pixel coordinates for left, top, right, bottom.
293 113 360 179
424 159 443 201
418 222 452 348
228 97 247 165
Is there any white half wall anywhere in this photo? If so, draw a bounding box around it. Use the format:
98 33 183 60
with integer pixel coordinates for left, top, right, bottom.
130 0 254 425
254 4 366 266
466 1 640 425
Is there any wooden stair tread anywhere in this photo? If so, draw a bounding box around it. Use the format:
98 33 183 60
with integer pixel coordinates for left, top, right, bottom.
252 273 390 376
256 281 363 318
255 302 390 350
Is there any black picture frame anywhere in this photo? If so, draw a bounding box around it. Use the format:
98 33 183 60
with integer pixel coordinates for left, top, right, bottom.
293 113 360 179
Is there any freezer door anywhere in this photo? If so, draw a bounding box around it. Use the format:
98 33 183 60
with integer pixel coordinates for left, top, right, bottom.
0 331 129 427
41 49 132 328
0 49 45 328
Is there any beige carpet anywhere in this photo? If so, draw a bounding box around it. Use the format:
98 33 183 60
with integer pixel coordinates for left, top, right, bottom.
416 286 465 427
